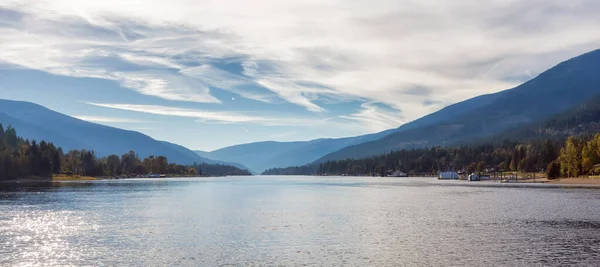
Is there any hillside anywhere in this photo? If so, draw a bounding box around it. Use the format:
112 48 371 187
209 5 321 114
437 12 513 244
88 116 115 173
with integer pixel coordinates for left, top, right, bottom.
316 49 600 163
492 93 600 142
0 99 247 168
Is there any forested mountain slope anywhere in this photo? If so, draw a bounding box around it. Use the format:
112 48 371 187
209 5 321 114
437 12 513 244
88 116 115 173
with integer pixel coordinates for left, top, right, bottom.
0 99 245 167
316 49 600 163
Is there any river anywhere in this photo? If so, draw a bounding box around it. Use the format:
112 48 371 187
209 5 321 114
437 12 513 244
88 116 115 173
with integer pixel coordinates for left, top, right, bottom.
1 176 599 266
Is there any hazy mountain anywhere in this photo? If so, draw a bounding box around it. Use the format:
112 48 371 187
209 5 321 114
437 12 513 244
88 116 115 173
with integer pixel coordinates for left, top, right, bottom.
316 49 600 163
0 99 247 168
195 128 408 173
160 141 250 171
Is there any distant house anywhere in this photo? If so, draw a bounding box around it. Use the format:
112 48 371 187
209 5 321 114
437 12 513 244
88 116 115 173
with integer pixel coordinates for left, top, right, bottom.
390 170 408 177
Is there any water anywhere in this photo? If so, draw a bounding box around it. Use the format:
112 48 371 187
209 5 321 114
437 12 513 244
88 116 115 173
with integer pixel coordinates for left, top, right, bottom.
1 176 599 266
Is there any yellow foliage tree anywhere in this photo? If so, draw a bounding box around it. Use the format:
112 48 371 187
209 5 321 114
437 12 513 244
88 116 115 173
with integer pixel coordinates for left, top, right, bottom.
558 137 583 177
582 134 600 174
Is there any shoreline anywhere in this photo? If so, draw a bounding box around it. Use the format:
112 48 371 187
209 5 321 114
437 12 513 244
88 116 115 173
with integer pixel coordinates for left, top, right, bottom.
547 177 600 185
2 175 600 188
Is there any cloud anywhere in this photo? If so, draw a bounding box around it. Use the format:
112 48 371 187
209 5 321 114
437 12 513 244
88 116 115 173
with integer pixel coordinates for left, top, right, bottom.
403 86 433 96
73 116 150 123
85 102 331 126
112 71 221 103
180 64 275 103
1 0 600 127
340 102 407 132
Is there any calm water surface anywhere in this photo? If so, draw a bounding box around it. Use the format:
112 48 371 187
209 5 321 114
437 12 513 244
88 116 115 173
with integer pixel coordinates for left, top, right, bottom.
1 176 600 266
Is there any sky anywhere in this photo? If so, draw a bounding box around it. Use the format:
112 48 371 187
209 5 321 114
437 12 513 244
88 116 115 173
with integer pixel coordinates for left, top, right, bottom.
0 0 599 151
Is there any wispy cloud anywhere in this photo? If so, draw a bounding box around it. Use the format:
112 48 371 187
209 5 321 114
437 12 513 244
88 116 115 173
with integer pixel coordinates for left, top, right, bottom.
112 71 221 103
340 102 408 132
85 102 331 126
74 116 151 123
180 64 275 103
1 0 600 129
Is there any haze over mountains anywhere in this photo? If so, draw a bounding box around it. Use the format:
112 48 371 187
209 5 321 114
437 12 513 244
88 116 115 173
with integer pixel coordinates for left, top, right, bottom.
0 99 248 170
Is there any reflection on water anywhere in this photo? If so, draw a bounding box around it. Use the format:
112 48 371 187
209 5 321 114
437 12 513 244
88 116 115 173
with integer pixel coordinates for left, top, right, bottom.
1 177 600 266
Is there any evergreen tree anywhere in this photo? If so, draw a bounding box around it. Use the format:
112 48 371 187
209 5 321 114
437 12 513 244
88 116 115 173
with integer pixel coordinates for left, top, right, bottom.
106 155 121 176
546 161 561 180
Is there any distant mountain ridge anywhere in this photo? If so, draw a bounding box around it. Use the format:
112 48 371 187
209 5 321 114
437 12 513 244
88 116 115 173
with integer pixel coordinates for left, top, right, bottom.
0 99 248 169
196 90 503 172
315 49 600 163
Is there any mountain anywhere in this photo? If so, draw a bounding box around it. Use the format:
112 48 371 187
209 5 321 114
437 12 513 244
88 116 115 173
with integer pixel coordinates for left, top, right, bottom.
196 91 504 172
196 128 408 173
0 99 248 168
493 93 600 142
316 49 600 163
160 141 250 171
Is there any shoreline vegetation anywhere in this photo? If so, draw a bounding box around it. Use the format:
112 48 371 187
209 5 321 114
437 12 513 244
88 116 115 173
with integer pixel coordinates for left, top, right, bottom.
0 124 251 183
3 174 599 187
263 135 600 186
3 122 600 187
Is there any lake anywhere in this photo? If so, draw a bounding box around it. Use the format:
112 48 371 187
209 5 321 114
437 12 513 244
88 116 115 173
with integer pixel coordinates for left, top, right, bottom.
1 176 600 266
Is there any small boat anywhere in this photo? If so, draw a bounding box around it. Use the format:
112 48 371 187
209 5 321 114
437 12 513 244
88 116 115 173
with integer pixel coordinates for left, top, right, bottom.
468 173 480 181
390 170 408 177
438 171 459 180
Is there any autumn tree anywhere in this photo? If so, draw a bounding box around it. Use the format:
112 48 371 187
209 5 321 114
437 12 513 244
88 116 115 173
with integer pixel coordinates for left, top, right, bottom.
476 161 486 173
581 134 600 174
558 137 583 177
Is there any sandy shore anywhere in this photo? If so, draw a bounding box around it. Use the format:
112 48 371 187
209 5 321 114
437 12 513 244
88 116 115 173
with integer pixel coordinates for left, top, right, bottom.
548 177 600 185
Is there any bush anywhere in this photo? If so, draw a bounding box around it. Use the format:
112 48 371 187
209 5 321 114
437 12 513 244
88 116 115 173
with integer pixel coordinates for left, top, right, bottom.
546 161 561 180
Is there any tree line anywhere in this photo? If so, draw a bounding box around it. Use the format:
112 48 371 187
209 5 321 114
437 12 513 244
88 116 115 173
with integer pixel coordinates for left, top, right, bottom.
264 135 600 179
0 124 250 181
551 134 600 179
